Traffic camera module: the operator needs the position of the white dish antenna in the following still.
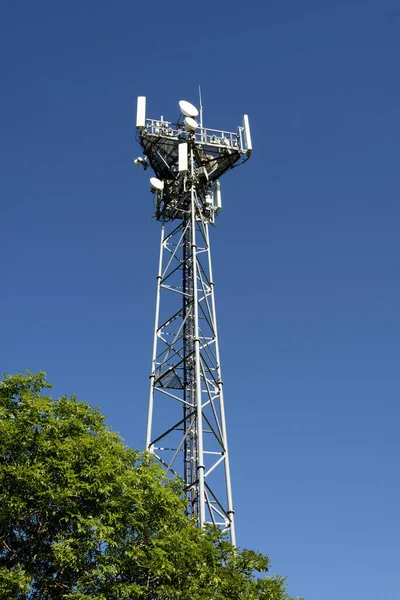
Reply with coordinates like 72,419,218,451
179,100,199,118
150,177,164,193
134,156,146,167
184,116,198,131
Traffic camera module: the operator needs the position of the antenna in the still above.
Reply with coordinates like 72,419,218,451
135,95,252,545
198,85,203,129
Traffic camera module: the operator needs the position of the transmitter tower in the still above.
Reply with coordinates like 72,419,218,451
135,95,252,545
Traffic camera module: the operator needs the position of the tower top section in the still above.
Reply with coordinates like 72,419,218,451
135,96,252,222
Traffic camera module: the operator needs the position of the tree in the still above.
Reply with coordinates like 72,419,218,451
0,372,302,600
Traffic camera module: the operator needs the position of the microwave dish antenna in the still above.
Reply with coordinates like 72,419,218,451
179,99,199,118
184,116,198,131
149,177,164,192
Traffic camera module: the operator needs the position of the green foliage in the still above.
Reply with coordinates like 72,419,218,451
0,372,302,600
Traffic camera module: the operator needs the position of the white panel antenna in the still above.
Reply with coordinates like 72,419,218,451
213,180,222,213
136,96,146,130
243,114,252,157
178,142,188,172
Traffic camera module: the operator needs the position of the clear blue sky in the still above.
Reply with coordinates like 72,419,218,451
1,1,399,598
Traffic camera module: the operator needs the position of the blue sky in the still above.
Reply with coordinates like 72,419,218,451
1,1,399,598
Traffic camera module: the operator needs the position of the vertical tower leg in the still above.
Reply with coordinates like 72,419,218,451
191,183,206,529
146,226,164,452
205,224,235,546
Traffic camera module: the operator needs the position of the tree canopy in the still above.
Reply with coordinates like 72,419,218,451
0,372,302,600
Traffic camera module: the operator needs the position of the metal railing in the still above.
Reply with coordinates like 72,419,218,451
144,118,244,154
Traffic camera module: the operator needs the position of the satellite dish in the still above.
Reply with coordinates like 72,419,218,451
179,100,199,118
184,116,198,131
150,177,164,192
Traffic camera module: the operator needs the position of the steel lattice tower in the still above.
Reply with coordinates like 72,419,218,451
135,96,252,545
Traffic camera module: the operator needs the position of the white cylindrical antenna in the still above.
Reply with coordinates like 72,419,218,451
136,96,146,129
243,114,252,156
178,142,188,172
213,180,222,213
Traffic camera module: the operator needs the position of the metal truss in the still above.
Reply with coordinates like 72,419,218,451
146,185,236,544
138,97,252,545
